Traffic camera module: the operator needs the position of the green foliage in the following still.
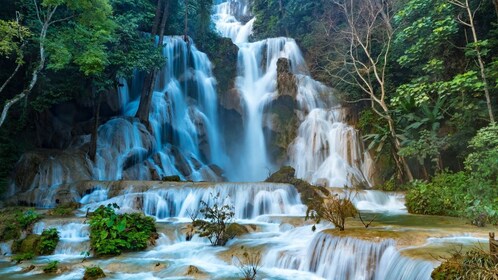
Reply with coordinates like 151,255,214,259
18,209,42,230
192,193,236,246
38,228,60,255
405,172,468,216
84,266,106,280
0,19,30,63
43,260,59,273
88,203,157,256
11,252,34,263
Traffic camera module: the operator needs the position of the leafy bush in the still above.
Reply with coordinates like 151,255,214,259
88,203,157,256
406,125,498,225
38,228,60,255
405,172,468,216
84,266,105,280
43,261,59,273
192,193,236,246
18,209,42,230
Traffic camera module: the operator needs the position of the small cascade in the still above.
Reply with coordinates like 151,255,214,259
33,221,90,257
269,232,434,280
353,190,407,213
80,182,305,220
213,1,374,185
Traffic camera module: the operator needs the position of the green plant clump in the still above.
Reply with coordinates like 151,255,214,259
11,252,34,264
84,266,106,280
89,204,157,256
43,260,59,273
405,172,468,216
38,228,60,255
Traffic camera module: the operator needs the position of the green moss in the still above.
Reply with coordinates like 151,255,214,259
11,234,41,255
162,175,181,182
0,208,42,242
83,266,106,280
48,202,80,217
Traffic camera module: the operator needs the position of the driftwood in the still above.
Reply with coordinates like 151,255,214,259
490,232,498,262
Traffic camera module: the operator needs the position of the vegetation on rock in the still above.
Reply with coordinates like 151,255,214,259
88,203,157,256
42,260,59,273
432,247,498,280
191,193,240,246
38,228,60,255
83,266,106,280
0,208,41,242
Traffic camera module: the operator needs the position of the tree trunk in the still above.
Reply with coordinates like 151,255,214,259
490,232,498,262
135,0,169,124
89,86,103,162
465,0,495,123
0,22,49,127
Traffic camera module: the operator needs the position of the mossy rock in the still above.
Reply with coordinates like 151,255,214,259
162,175,181,182
227,223,250,237
47,202,80,217
83,266,106,280
11,234,41,255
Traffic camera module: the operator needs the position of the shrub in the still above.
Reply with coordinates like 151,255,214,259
88,203,157,256
84,266,105,280
233,248,261,280
42,261,59,273
307,189,358,231
192,193,236,246
432,248,498,280
18,209,42,231
38,228,60,255
405,172,468,216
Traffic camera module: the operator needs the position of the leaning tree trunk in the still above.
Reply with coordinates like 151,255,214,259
0,22,49,128
135,0,170,124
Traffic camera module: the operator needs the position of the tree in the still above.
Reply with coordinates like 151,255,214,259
0,16,30,94
191,192,236,246
0,0,114,128
330,0,414,181
135,0,170,124
448,0,495,123
308,189,358,231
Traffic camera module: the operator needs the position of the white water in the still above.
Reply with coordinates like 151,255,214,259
213,1,373,185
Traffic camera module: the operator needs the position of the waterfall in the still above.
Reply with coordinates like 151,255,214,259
96,36,227,182
213,0,373,186
263,231,434,280
79,182,305,220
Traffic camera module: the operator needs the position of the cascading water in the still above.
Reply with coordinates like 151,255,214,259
213,1,373,186
96,36,228,182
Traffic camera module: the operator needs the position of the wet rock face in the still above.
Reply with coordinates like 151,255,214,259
277,58,298,98
13,150,93,194
262,58,300,165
